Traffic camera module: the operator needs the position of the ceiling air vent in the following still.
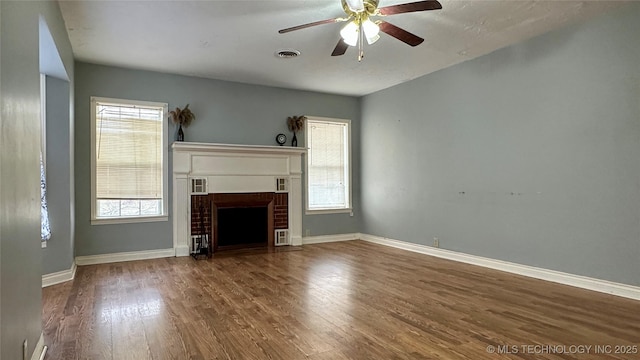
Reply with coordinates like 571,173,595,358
276,49,301,59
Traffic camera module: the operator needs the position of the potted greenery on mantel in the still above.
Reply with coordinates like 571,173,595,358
170,104,195,141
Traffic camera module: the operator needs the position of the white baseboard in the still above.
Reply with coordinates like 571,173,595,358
75,248,175,266
31,333,46,360
42,262,77,288
302,233,359,245
359,233,640,301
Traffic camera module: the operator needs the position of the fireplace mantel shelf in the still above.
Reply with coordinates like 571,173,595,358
172,142,306,155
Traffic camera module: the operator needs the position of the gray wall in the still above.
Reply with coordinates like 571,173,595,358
1,1,73,359
360,3,640,286
74,62,360,256
43,76,74,274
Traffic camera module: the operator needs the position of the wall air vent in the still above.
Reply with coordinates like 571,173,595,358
191,178,207,194
275,177,288,192
275,229,290,246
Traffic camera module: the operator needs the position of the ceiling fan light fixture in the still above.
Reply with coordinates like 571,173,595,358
340,21,359,46
362,18,380,44
366,34,380,45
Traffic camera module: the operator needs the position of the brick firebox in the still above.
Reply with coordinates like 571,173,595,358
191,192,288,252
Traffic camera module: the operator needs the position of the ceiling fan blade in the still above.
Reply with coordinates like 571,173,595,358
279,18,344,34
378,21,424,46
378,0,442,16
331,39,349,56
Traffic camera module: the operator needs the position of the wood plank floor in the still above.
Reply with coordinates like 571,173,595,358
42,241,640,360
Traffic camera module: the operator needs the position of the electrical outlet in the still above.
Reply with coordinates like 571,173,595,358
23,339,28,360
305,229,310,237
433,237,439,248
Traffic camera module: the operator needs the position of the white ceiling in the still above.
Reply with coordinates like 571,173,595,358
58,0,623,96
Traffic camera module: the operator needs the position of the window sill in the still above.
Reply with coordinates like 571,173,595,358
305,208,353,216
91,215,168,225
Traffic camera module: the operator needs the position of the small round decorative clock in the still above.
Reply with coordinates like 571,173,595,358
276,133,287,146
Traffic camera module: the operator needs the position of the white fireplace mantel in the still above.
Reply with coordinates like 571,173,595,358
172,142,306,256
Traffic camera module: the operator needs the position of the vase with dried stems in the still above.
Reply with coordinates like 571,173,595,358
287,115,305,147
169,104,196,141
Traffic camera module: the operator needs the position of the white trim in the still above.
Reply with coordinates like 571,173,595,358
302,233,359,245
91,215,168,225
30,333,46,360
90,96,169,223
75,248,174,266
42,262,77,287
172,141,306,156
305,208,353,215
359,233,640,301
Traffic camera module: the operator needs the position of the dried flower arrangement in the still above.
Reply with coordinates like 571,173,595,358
169,104,196,127
287,115,305,134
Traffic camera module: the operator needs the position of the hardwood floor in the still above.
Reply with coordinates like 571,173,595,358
42,241,640,360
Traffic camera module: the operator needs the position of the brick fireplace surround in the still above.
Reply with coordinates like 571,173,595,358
191,192,288,251
172,142,306,256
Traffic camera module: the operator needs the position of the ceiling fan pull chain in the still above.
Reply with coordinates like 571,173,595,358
358,22,364,62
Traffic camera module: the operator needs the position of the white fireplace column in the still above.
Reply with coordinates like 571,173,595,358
172,142,306,256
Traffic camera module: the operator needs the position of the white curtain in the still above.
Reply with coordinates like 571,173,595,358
41,153,51,242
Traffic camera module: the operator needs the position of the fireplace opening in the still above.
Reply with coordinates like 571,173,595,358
217,206,268,249
211,192,277,252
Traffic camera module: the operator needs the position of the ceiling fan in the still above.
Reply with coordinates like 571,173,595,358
278,0,442,61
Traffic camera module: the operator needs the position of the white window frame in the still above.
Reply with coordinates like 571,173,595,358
90,96,169,225
304,116,352,215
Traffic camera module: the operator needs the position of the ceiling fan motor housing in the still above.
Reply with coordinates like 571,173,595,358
341,0,379,15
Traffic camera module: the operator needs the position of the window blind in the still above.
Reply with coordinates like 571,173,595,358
307,120,349,209
95,103,163,200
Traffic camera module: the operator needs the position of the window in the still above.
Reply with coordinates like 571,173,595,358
91,97,168,224
40,74,51,246
305,117,352,213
